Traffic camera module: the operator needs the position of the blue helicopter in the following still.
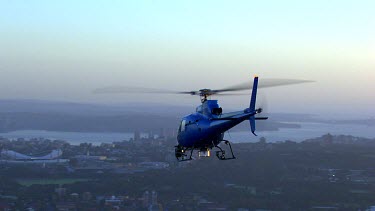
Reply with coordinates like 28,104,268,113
175,76,264,161
94,76,312,161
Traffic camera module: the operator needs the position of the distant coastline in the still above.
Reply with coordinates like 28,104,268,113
1,121,374,145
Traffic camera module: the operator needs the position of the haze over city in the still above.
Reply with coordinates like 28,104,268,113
1,1,374,117
2,1,375,210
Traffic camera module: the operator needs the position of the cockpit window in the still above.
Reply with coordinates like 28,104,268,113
180,120,186,132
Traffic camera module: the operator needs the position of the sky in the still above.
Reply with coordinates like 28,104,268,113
0,0,374,117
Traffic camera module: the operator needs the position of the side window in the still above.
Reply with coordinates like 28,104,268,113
196,105,203,113
181,120,186,132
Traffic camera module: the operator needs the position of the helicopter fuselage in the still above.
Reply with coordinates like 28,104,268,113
175,76,267,161
177,100,255,149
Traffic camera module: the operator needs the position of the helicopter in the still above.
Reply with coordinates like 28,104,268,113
175,76,263,161
94,76,312,161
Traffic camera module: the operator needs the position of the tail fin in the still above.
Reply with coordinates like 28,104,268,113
249,76,259,136
249,76,258,111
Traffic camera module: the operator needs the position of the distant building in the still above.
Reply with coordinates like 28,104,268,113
142,191,150,208
0,149,62,160
142,190,159,209
159,128,165,138
73,155,107,161
134,130,141,141
0,148,67,165
148,131,154,139
151,191,158,205
55,187,67,198
82,192,92,201
105,195,122,206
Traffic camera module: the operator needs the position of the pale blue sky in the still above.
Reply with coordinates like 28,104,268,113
0,0,374,116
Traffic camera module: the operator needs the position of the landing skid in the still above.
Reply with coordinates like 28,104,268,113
215,140,236,160
175,140,236,161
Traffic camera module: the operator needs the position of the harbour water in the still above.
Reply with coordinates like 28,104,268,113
0,122,374,145
226,122,375,143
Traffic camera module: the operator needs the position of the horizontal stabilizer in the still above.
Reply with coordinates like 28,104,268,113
211,117,268,121
255,117,268,120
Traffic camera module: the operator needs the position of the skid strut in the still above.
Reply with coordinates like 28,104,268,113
175,141,236,161
175,145,193,162
215,140,236,160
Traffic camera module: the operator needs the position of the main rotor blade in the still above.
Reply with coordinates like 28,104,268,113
214,78,314,93
93,78,314,95
93,86,179,94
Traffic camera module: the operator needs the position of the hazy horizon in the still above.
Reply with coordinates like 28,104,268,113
1,1,374,117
